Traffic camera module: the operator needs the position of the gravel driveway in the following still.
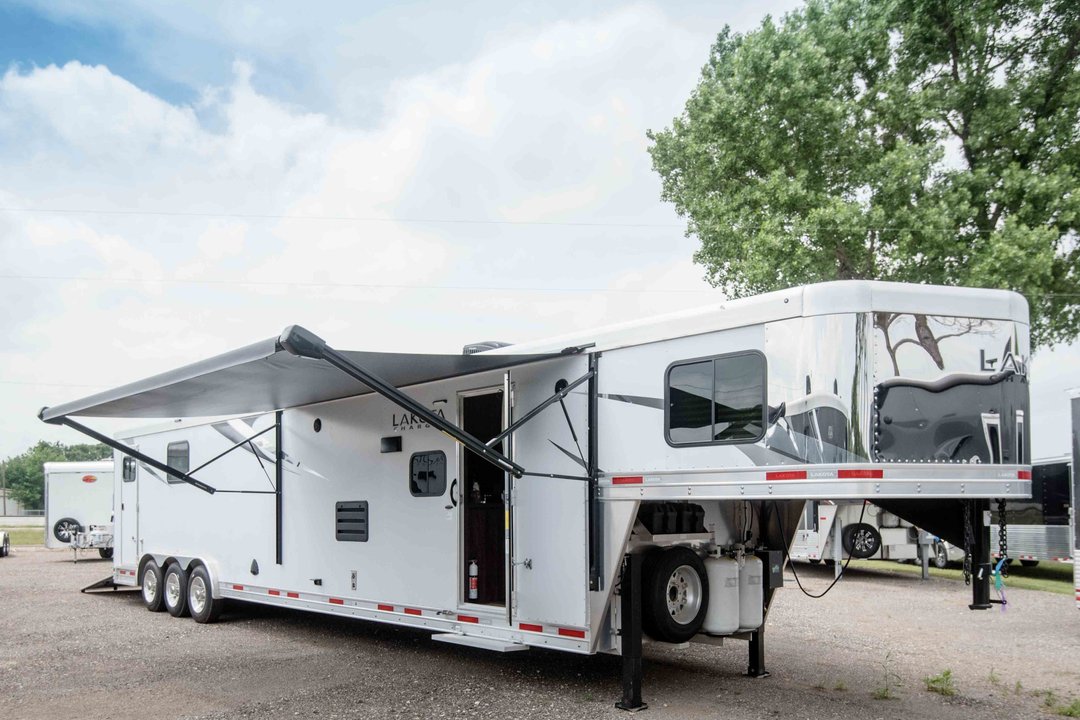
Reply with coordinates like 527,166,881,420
1,547,1077,719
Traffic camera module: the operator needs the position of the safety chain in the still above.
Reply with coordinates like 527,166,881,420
962,501,974,586
997,499,1009,578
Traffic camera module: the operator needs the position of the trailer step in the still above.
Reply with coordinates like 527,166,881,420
431,633,528,653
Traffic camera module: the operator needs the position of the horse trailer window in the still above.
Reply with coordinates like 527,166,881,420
666,352,766,446
409,451,447,497
166,441,190,483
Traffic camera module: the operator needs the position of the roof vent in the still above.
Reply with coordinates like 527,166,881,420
462,341,512,355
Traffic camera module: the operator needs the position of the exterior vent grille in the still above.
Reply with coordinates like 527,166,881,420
335,501,368,542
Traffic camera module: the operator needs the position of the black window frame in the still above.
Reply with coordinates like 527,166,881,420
664,350,768,448
165,441,190,484
409,450,447,498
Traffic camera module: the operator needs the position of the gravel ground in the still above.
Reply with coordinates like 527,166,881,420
1,547,1078,720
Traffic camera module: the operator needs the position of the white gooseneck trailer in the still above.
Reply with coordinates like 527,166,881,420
40,281,1033,709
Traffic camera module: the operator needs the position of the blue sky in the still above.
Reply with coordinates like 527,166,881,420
0,1,1075,460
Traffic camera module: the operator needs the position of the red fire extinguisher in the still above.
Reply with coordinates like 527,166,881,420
468,559,479,601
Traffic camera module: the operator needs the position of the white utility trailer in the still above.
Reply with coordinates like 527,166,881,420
44,461,114,559
40,281,1033,708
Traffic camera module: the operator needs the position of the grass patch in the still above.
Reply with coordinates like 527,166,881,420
1053,698,1080,717
925,669,957,697
872,652,901,700
845,559,1073,596
833,681,847,692
1,527,44,545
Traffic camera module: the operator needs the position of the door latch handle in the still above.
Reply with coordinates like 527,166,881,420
514,558,533,570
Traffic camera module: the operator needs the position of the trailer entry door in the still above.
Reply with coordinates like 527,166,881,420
119,451,139,567
509,358,590,629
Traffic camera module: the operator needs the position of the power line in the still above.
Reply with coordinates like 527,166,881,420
0,273,720,294
0,206,683,229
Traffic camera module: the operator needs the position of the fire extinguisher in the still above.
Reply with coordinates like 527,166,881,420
468,559,479,601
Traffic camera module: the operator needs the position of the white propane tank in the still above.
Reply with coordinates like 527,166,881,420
702,556,740,635
738,555,764,631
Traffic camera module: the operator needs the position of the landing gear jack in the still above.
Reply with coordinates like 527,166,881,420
616,553,647,712
747,627,770,678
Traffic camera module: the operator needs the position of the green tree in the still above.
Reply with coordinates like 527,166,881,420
3,441,111,510
648,0,1080,347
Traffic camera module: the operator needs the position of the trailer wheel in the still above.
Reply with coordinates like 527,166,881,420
641,546,709,644
932,543,949,569
53,517,82,543
187,565,223,624
141,560,166,612
1,535,8,557
163,563,190,617
842,523,881,559
1019,559,1039,568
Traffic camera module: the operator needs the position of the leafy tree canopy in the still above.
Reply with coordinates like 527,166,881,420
2,441,110,510
649,0,1080,347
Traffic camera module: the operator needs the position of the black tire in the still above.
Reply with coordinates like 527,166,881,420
163,563,190,617
98,547,114,560
932,543,949,569
187,565,224,624
842,523,881,559
641,546,709,644
141,560,166,612
53,517,83,543
1019,559,1039,568
1,536,8,557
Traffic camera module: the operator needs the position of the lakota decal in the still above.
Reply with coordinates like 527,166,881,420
392,407,446,432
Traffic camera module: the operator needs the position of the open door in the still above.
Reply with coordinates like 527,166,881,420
509,359,590,630
459,388,508,608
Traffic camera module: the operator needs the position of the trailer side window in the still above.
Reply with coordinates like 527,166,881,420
410,451,447,497
666,352,766,446
122,456,136,482
165,441,190,483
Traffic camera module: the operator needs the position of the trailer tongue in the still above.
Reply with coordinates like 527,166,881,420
39,280,1033,710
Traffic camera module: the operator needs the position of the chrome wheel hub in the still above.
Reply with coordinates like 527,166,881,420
665,565,702,625
165,572,181,607
189,576,207,615
142,569,158,603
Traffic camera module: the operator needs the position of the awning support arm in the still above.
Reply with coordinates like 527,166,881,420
41,415,217,494
278,325,526,478
188,423,276,477
484,369,595,449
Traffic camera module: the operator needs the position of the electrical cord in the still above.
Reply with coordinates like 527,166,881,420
771,499,868,599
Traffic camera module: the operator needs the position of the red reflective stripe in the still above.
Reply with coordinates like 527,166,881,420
457,614,479,623
268,589,281,596
612,476,643,485
766,470,806,481
287,592,300,599
232,584,244,591
519,623,543,633
329,598,344,605
838,468,883,479
404,607,421,616
558,628,585,639
1018,470,1032,480
377,604,394,612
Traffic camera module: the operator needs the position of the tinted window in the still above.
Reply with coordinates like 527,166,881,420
166,441,189,484
668,361,713,444
122,456,136,482
410,451,447,497
667,352,766,446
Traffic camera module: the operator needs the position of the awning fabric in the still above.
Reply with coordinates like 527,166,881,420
40,336,556,421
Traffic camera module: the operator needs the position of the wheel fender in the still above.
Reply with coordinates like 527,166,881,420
189,557,224,597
